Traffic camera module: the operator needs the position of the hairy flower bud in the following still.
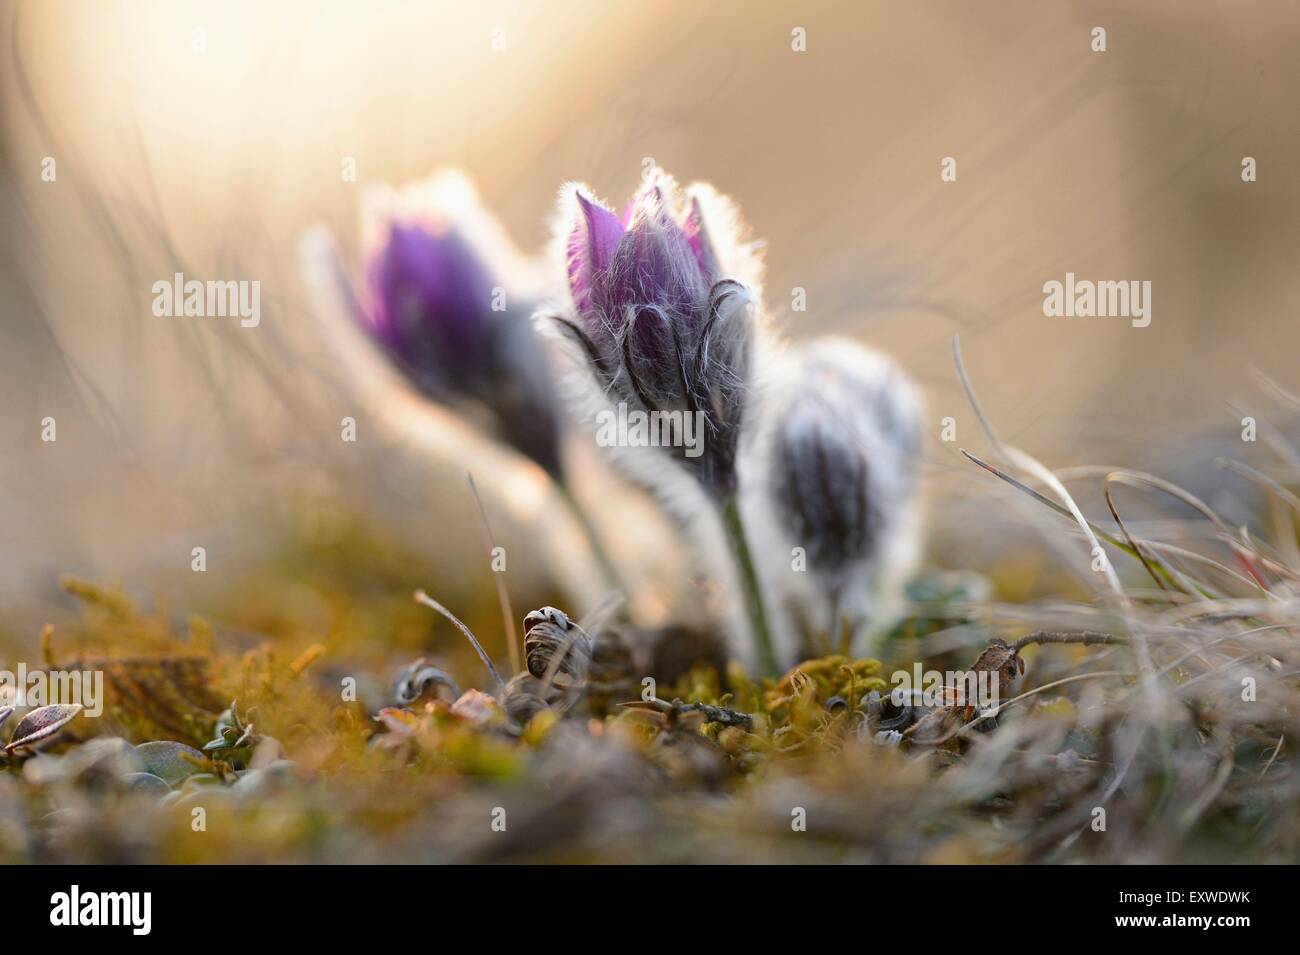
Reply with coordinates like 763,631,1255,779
766,337,924,652
555,170,761,494
310,171,564,479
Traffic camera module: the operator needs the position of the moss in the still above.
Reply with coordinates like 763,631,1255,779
3,560,1294,864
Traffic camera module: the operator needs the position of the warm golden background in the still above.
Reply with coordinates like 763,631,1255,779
2,0,1298,651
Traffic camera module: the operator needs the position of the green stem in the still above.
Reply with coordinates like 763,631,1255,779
557,482,628,600
830,592,848,657
718,492,779,677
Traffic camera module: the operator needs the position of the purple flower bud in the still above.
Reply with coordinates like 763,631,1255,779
364,219,497,392
341,174,564,479
558,170,759,493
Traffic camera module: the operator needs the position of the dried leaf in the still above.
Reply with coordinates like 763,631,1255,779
5,703,83,751
524,606,592,684
374,707,421,735
450,689,502,725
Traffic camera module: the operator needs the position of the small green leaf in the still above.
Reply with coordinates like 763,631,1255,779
134,741,209,786
123,772,172,796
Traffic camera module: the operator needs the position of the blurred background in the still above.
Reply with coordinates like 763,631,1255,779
2,0,1298,661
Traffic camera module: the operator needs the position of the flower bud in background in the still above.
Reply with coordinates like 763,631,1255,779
301,171,632,598
556,169,764,495
760,337,925,660
318,171,564,480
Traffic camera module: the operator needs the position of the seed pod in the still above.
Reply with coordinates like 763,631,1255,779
523,606,592,685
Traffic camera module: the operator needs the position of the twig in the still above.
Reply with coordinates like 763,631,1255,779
1012,631,1129,654
621,697,755,731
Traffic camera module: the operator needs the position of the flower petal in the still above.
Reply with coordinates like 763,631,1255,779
681,196,719,281
366,220,496,390
605,187,708,314
567,191,624,316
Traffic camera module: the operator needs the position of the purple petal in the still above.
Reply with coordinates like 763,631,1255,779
681,196,718,282
567,192,624,316
365,220,496,389
620,179,665,225
621,179,666,225
603,189,709,315
338,192,566,479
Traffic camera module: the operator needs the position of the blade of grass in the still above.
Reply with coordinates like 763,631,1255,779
465,472,519,675
960,448,1208,596
414,590,504,689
